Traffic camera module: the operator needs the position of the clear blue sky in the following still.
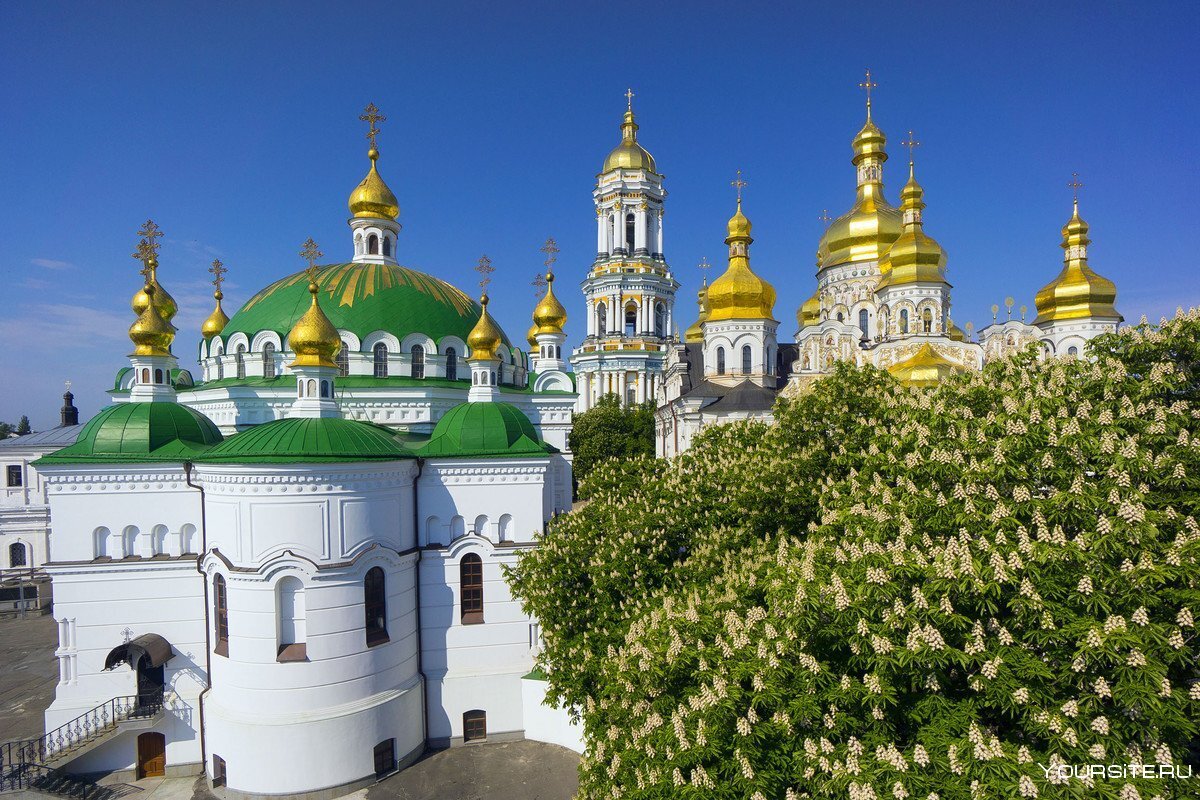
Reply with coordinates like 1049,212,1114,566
2,2,1197,429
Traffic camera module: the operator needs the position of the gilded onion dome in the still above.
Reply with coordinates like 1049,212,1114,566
798,288,822,328
129,282,175,357
526,321,539,348
132,256,179,330
467,294,504,361
287,275,342,368
706,200,776,322
948,319,967,342
887,343,963,387
533,271,568,334
684,280,709,343
601,101,657,174
1033,200,1121,325
348,147,400,221
875,165,949,290
201,291,229,338
816,115,903,270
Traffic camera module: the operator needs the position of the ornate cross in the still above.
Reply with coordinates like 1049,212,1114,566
540,236,560,272
360,103,386,150
139,260,155,283
132,238,153,263
209,259,227,291
731,169,747,203
476,254,494,293
532,272,547,298
819,209,833,226
859,68,877,115
1068,172,1084,202
137,220,164,257
697,256,711,284
300,238,323,284
901,130,921,163
625,88,635,110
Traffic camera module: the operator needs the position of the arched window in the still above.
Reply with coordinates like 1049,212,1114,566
368,234,379,255
364,567,388,646
154,368,164,384
216,358,224,380
94,527,112,559
214,575,229,656
858,309,869,338
262,342,276,379
655,303,666,337
123,525,139,558
625,303,637,337
716,347,726,375
625,214,635,251
276,576,306,661
382,236,391,258
181,524,197,554
373,343,389,378
742,345,752,375
141,368,150,383
446,348,458,380
235,345,246,379
596,302,607,335
410,345,425,379
319,380,331,398
9,542,27,568
922,308,933,333
498,514,514,543
899,309,909,334
1067,345,1079,357
336,342,349,377
836,312,844,323
460,554,483,624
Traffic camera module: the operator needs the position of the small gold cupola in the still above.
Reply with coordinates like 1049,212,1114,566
875,141,949,291
601,89,657,174
798,288,822,328
533,271,568,335
287,240,342,369
1033,181,1122,325
202,259,230,338
684,277,710,343
128,278,175,357
348,103,400,221
706,174,776,322
130,220,178,331
467,255,504,362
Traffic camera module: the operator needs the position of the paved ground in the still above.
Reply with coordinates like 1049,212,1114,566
0,613,59,744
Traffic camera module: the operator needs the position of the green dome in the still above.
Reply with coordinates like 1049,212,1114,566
37,402,223,464
220,262,512,349
199,417,414,464
419,402,555,459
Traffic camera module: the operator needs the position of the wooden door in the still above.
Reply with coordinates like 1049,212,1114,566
137,732,166,779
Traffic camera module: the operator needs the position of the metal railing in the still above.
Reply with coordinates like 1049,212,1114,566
0,690,163,783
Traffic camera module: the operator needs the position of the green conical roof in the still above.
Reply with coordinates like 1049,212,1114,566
199,417,415,464
418,402,555,459
37,403,223,464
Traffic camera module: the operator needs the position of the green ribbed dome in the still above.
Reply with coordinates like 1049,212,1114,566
37,403,223,464
419,402,554,459
199,417,415,464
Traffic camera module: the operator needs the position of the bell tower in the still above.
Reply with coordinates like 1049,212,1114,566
570,90,679,410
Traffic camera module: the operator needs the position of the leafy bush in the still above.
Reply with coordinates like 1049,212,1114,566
567,394,656,490
511,313,1200,799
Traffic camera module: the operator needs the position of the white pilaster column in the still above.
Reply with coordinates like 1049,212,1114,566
634,209,647,252
656,212,664,254
597,213,606,254
586,299,595,336
616,372,626,405
612,210,621,252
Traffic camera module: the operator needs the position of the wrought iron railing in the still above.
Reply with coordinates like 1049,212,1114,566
0,689,162,787
0,761,119,799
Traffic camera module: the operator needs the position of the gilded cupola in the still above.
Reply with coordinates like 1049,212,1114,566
533,271,568,335
1033,198,1122,325
288,241,342,369
601,91,657,174
130,221,178,332
348,104,400,221
468,295,504,361
706,193,777,322
129,280,175,357
684,278,710,343
816,75,903,270
201,258,230,338
798,288,822,328
887,343,964,387
875,161,949,290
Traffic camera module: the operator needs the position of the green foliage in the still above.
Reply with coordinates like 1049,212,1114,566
568,395,656,490
511,313,1200,799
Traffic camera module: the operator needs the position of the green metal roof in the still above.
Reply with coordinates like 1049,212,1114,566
37,402,224,464
418,402,556,459
198,416,415,463
218,262,512,348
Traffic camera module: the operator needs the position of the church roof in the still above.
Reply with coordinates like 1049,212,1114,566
198,417,414,464
705,381,778,413
36,403,223,465
418,402,556,459
0,425,82,450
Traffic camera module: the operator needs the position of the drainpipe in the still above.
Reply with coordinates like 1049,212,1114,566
183,462,212,775
410,458,429,747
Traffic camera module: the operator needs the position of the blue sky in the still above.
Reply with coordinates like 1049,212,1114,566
2,2,1196,429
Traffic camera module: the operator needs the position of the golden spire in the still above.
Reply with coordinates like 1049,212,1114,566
875,141,949,291
287,239,342,368
130,220,178,328
468,255,504,361
1033,179,1121,325
348,103,400,220
533,238,568,335
128,260,175,356
602,88,656,173
201,259,230,338
707,179,776,322
726,170,752,240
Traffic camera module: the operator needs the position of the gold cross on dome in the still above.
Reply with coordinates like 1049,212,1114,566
299,238,323,283
360,103,386,149
532,272,547,298
625,88,635,110
139,260,154,283
476,254,495,293
698,256,712,284
540,236,560,272
131,238,153,263
137,220,164,257
731,169,747,203
819,209,833,225
209,259,228,291
859,68,878,115
1068,172,1084,202
901,130,921,164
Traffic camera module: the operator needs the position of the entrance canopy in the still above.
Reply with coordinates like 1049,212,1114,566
104,633,174,671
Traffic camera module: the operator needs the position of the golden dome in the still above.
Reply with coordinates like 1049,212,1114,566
601,107,657,174
1033,200,1122,325
706,200,776,322
526,321,539,348
816,117,902,270
948,319,966,342
201,290,229,338
684,282,709,343
348,148,400,220
533,271,568,334
887,343,963,387
129,282,175,357
798,289,822,328
875,166,949,291
467,294,504,361
132,257,179,329
287,276,342,368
